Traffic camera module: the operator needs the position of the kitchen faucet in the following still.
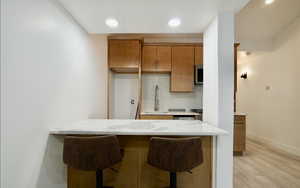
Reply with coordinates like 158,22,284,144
154,85,159,111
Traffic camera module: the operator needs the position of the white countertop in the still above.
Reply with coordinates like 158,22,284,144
140,111,246,116
50,119,227,136
235,112,247,116
140,112,201,116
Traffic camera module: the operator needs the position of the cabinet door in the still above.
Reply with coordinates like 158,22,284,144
156,46,171,72
194,46,203,65
142,46,171,72
142,46,157,72
171,46,194,92
234,123,246,152
109,40,141,71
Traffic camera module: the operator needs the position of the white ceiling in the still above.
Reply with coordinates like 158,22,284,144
236,0,300,42
59,0,250,33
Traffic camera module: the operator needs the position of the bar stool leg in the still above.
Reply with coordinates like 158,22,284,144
170,172,177,188
96,169,103,188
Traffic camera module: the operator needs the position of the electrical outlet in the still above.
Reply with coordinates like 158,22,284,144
130,99,135,104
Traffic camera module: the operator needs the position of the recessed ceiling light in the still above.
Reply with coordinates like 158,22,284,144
168,18,181,28
105,18,119,28
265,0,274,5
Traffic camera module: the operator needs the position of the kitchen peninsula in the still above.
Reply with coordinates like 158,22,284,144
50,119,227,188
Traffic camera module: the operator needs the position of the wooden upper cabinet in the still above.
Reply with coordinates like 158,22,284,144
108,39,141,72
157,46,172,71
142,45,171,72
142,46,157,72
194,46,203,65
171,46,194,92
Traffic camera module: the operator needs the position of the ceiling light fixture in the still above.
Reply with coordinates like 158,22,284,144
105,18,119,28
168,18,181,28
265,0,274,5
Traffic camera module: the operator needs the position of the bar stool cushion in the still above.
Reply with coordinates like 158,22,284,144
148,137,203,172
63,135,122,171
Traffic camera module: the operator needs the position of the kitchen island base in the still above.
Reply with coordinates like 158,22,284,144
68,136,212,188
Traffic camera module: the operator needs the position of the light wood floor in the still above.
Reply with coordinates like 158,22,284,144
234,139,300,188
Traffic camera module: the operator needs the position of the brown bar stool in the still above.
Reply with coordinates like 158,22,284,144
147,137,203,188
63,135,122,188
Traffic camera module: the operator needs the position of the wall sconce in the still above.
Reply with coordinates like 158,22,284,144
240,51,251,57
241,72,248,79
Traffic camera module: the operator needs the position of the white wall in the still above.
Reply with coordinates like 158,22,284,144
0,0,107,187
203,13,234,188
237,17,300,157
142,74,203,112
89,34,108,118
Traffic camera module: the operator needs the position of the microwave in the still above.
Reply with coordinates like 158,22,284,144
195,64,203,85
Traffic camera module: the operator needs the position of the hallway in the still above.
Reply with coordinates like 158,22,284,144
234,140,300,188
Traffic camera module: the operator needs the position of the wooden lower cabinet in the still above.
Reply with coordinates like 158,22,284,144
234,115,246,155
68,136,212,188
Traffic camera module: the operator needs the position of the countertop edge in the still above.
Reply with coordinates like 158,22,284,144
50,131,227,136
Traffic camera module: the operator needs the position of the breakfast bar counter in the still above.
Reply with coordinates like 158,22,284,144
50,119,226,136
50,119,227,188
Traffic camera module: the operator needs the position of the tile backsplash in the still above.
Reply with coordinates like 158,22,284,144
142,74,203,112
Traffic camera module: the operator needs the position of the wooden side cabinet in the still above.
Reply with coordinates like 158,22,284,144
142,45,171,72
108,39,141,73
171,46,195,92
234,115,246,155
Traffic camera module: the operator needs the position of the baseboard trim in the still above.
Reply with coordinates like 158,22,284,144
247,132,300,161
